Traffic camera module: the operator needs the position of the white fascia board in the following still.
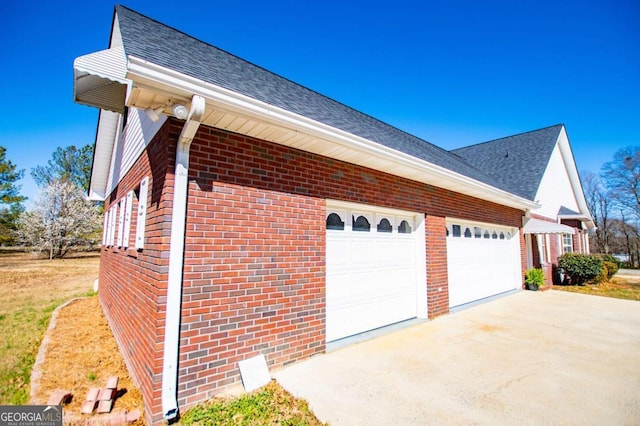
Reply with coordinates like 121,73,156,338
126,56,538,211
556,127,595,229
89,110,121,201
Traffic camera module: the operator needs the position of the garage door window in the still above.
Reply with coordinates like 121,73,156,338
377,218,393,233
326,213,345,230
447,223,515,242
353,215,371,232
398,220,412,234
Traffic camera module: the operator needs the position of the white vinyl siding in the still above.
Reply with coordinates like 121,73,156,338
105,108,166,196
534,143,580,219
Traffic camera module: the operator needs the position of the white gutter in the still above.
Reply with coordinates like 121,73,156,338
125,57,539,212
162,94,206,421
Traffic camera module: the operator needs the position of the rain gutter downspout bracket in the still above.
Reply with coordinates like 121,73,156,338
162,95,205,421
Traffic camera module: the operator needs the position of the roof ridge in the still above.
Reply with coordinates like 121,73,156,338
114,5,521,197
451,124,564,152
115,6,444,151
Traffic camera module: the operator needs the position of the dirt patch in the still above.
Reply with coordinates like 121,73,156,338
31,296,145,424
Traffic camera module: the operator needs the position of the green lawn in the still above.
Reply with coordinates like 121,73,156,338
180,380,325,426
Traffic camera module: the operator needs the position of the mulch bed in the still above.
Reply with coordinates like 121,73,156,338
30,296,145,424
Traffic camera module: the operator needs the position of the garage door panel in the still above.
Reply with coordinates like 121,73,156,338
326,237,349,268
447,221,521,308
326,204,423,342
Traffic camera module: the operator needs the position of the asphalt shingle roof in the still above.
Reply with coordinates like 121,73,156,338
114,6,516,195
558,206,580,216
451,125,563,200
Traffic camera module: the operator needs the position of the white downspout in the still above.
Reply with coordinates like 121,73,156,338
162,95,205,421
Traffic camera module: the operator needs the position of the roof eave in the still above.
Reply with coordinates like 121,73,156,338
87,110,122,201
124,56,538,211
555,128,596,229
73,46,131,114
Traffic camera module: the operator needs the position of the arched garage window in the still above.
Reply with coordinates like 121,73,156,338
326,213,345,230
399,220,412,234
464,227,472,238
377,218,393,233
353,215,371,232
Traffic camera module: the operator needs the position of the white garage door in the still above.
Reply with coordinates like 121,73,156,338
326,203,425,342
447,220,521,308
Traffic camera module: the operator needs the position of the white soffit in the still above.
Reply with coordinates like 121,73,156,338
89,110,121,201
124,57,537,211
74,45,130,113
523,217,575,234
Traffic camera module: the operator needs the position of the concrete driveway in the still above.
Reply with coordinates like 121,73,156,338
274,291,640,425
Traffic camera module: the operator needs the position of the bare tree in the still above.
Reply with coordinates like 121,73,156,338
582,170,612,253
601,147,640,221
16,180,101,259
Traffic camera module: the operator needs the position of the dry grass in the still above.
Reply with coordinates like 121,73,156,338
553,274,640,301
0,250,100,404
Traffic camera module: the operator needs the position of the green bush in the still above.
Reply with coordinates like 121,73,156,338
602,261,618,280
593,254,620,279
558,253,603,285
594,263,608,284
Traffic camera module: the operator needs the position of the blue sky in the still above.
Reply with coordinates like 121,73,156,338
1,0,638,203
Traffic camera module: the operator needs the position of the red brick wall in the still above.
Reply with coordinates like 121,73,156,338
425,215,449,314
101,118,525,423
99,122,176,423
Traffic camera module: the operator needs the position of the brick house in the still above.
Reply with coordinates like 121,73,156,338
453,125,595,284
73,6,594,424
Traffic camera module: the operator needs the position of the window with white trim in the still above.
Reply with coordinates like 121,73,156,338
563,233,573,253
102,213,109,246
109,204,117,246
135,177,149,250
117,197,126,248
122,191,134,248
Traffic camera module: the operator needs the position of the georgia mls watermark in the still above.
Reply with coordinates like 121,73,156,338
0,405,62,426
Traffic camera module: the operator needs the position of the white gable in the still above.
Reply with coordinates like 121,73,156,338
534,135,579,220
105,108,167,196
